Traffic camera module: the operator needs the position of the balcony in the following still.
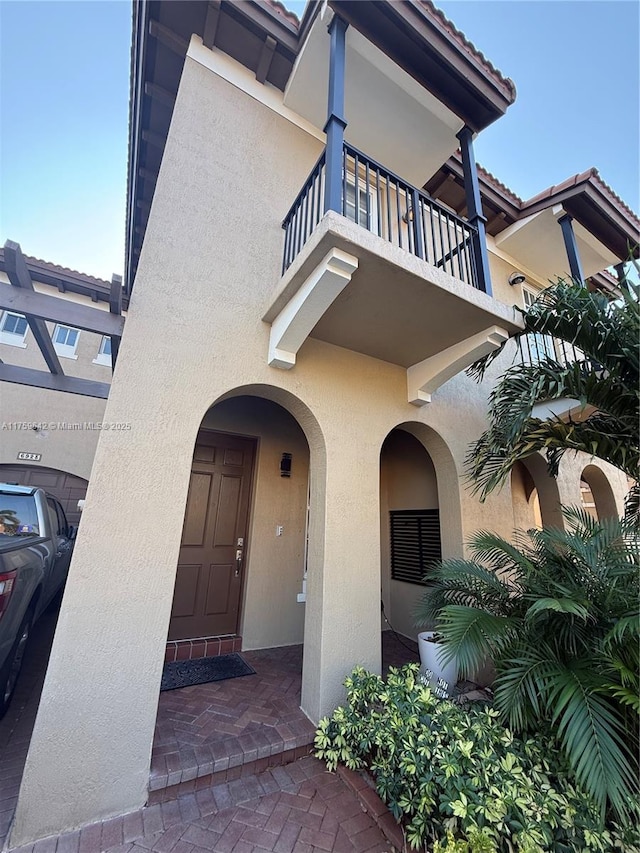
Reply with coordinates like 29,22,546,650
282,143,479,287
263,143,522,405
518,333,597,422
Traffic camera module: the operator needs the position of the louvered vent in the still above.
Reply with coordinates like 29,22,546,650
390,509,442,585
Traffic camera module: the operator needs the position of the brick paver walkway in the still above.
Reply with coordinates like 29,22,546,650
9,756,392,853
1,620,416,852
151,646,316,794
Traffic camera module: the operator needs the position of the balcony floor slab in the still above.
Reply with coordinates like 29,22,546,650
265,212,522,368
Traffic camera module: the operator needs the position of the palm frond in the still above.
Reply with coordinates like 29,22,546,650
434,605,518,678
546,661,638,820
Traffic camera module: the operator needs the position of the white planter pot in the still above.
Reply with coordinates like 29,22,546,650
417,631,457,695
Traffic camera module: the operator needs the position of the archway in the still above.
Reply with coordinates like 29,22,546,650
581,465,618,520
379,423,462,649
166,393,313,658
510,461,543,532
513,454,563,529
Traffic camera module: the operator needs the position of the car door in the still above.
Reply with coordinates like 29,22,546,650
45,497,73,600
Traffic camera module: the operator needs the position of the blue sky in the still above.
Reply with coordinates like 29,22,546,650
0,0,638,280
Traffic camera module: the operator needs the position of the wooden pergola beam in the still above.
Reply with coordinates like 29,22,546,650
0,364,110,399
109,274,123,366
256,35,277,84
203,1,221,49
0,282,125,337
144,81,175,109
148,19,189,56
4,240,64,376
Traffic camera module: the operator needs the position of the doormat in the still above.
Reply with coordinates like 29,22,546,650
161,653,256,692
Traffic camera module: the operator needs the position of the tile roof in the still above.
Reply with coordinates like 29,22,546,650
475,161,524,206
419,0,516,100
276,1,516,101
266,0,302,27
5,252,112,287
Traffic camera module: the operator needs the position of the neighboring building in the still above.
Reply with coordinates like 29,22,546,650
10,0,639,845
0,252,125,524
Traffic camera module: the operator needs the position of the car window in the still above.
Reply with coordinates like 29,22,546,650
0,494,40,538
55,501,69,537
47,498,63,537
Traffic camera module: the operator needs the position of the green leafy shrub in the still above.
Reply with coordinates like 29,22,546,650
415,508,639,821
315,665,637,852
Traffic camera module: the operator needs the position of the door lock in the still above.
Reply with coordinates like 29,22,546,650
235,548,243,577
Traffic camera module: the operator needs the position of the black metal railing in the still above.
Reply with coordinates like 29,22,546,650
282,151,326,274
518,334,588,367
282,143,479,288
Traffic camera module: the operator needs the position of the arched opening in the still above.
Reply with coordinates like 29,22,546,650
151,386,328,789
581,465,618,520
510,461,543,532
511,454,563,530
379,423,462,666
166,393,313,658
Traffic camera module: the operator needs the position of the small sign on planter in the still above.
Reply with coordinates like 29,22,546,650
17,452,41,461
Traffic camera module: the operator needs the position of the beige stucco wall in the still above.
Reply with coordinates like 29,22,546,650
12,44,631,846
0,276,112,481
201,396,309,650
0,383,105,481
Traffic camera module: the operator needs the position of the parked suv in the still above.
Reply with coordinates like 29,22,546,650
0,484,75,717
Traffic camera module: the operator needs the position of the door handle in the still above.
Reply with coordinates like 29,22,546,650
235,549,243,577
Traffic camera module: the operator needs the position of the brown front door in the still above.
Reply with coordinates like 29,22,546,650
168,431,255,641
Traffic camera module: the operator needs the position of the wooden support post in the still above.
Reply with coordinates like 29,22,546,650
558,214,585,285
457,128,492,295
4,240,64,375
324,15,348,215
109,274,123,367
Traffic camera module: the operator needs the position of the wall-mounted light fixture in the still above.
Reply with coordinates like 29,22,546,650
280,452,292,478
508,271,526,286
402,205,414,224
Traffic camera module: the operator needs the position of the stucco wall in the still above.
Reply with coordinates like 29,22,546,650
201,396,309,650
12,43,631,845
0,275,112,480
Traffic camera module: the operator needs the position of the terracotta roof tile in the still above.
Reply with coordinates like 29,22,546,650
523,168,640,229
277,1,516,102
267,0,302,27
419,0,516,101
591,169,640,229
20,254,111,287
525,168,597,207
476,162,523,206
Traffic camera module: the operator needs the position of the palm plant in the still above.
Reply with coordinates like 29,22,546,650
465,278,639,515
415,507,639,822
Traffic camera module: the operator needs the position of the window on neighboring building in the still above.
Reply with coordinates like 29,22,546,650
52,324,80,358
0,311,29,346
93,335,112,366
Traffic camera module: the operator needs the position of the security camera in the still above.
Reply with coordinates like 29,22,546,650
508,271,526,286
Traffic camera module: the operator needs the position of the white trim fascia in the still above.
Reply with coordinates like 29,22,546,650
407,325,510,406
531,398,594,422
187,36,325,143
268,247,359,369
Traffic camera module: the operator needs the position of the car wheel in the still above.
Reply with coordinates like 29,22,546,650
0,608,33,719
